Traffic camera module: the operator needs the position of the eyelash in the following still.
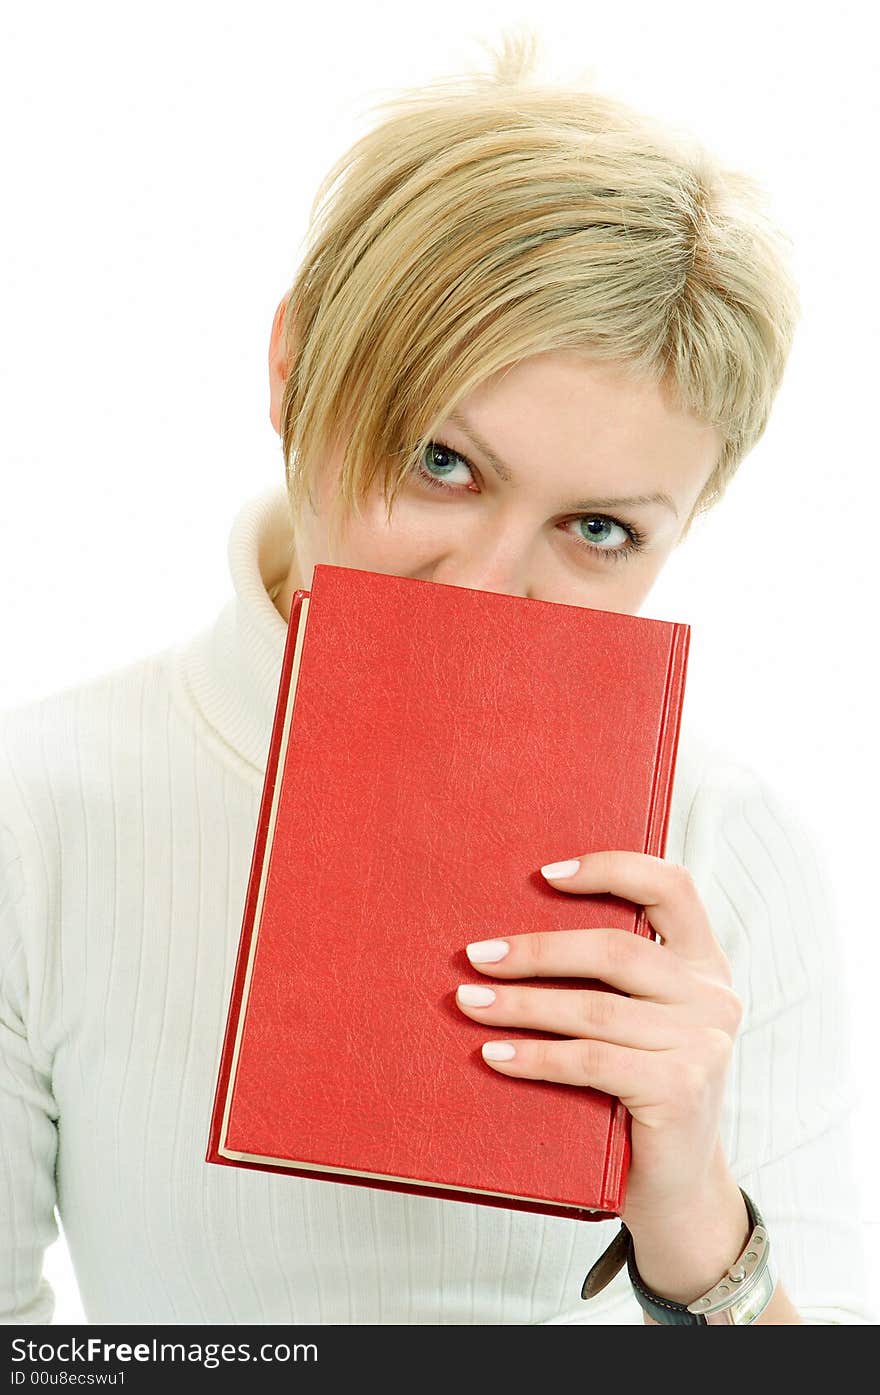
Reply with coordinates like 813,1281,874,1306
414,442,648,563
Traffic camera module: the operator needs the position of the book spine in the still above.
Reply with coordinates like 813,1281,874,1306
598,622,691,1212
644,622,691,864
205,589,311,1164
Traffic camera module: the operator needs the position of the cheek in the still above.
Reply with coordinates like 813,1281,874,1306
317,492,431,572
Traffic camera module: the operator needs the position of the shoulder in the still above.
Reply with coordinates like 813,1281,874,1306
0,648,184,1056
0,646,177,864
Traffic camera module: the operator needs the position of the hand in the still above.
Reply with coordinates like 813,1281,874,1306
455,850,744,1237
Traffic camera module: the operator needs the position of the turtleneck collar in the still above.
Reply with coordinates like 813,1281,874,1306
172,485,295,776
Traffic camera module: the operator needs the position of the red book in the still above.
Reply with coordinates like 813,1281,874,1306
206,564,690,1223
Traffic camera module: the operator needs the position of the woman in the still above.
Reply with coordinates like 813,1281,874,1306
0,33,871,1325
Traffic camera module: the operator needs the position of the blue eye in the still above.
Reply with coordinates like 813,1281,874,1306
421,442,474,487
415,441,647,564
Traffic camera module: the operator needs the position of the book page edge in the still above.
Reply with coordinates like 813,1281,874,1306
213,1147,602,1212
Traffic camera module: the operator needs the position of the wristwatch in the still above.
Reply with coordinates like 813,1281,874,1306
581,1188,777,1325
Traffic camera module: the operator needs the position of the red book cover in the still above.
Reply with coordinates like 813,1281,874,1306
206,563,690,1223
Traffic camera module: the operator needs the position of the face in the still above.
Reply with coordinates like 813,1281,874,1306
267,299,719,624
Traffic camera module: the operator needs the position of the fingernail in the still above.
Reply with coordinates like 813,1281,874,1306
482,1042,516,1061
457,984,496,1007
541,859,580,879
466,939,509,963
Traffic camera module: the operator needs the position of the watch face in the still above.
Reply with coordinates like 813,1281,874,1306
696,1261,778,1325
729,1286,775,1324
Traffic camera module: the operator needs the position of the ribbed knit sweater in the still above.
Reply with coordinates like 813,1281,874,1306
0,486,872,1324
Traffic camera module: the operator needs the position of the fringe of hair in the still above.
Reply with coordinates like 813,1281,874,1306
276,24,801,550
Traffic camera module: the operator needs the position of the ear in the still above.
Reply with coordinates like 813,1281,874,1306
269,295,291,368
269,295,292,433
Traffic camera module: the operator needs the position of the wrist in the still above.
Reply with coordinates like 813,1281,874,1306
624,1169,749,1305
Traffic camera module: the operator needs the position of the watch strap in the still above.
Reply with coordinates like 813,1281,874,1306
580,1223,630,1300
581,1189,773,1325
625,1232,710,1325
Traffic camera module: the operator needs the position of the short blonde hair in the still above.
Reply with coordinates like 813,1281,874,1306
277,29,801,547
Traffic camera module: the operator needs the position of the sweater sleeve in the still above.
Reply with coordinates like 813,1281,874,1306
0,811,59,1324
685,751,874,1324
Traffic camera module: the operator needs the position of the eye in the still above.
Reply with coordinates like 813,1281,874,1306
414,441,648,564
419,442,476,489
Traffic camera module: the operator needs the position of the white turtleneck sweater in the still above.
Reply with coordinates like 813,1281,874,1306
0,486,872,1326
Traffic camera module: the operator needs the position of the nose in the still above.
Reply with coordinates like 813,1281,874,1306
415,512,540,598
427,553,531,600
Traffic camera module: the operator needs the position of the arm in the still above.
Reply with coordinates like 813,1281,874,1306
0,813,60,1324
630,759,870,1324
458,751,873,1325
629,1147,801,1323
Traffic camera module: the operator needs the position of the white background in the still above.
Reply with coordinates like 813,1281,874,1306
2,0,877,1323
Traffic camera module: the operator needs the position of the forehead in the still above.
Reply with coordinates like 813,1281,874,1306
466,351,700,431
454,351,719,501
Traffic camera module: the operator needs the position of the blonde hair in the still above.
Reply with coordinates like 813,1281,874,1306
277,29,801,548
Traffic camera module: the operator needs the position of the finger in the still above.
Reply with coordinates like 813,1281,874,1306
456,981,692,1050
478,1033,667,1106
539,851,725,970
466,926,695,1002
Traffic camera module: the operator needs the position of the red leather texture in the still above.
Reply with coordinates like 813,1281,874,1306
206,564,690,1221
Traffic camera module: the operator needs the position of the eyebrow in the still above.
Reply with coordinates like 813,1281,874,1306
446,410,680,519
